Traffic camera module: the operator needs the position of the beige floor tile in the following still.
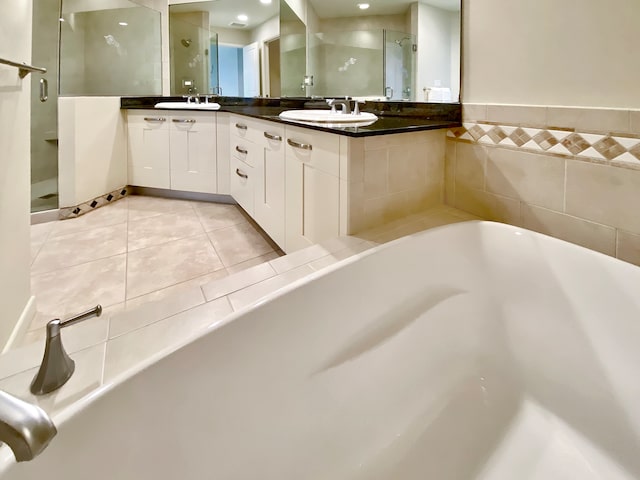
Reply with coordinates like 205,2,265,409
194,202,248,232
127,195,195,221
103,298,233,383
126,234,224,299
227,264,315,311
202,262,277,301
112,287,206,339
128,210,204,252
31,221,55,244
226,251,282,275
125,269,228,312
32,255,127,322
207,222,274,267
32,223,127,274
51,200,128,237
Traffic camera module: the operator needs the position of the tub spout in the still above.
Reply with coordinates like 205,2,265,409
0,390,56,462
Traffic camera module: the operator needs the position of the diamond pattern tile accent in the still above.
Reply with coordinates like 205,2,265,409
629,143,640,161
509,127,532,147
561,133,590,155
533,131,559,151
467,124,486,141
592,137,626,160
487,126,507,144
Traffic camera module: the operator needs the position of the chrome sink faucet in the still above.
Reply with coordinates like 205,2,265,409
0,390,57,462
326,98,351,114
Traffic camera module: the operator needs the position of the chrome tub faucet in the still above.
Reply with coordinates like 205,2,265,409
0,390,56,462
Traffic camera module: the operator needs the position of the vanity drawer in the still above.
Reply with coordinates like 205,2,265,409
230,156,254,216
285,125,340,177
230,114,252,141
230,137,258,167
127,110,169,130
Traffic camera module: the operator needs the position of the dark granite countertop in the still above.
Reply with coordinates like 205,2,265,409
121,96,461,137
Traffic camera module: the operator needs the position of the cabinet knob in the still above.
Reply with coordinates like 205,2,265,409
235,146,248,155
235,168,248,179
287,139,312,151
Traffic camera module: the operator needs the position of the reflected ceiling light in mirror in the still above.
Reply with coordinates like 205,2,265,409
237,14,249,21
260,0,272,3
357,3,370,9
118,22,128,26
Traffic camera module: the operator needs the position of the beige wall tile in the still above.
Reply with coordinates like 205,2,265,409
617,230,640,266
630,111,640,135
347,137,365,184
566,160,640,234
522,204,616,256
454,184,522,225
462,103,488,122
547,106,630,133
363,148,388,199
364,130,441,150
486,105,547,127
455,142,486,190
445,139,456,206
388,143,428,193
485,147,565,211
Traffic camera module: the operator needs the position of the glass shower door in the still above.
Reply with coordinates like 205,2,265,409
383,30,416,101
30,0,60,212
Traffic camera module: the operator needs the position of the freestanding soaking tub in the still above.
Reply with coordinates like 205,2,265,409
1,221,639,479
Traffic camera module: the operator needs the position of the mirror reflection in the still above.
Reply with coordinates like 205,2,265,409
169,0,460,102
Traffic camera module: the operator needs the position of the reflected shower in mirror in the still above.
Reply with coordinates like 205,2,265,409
168,0,460,102
169,0,279,97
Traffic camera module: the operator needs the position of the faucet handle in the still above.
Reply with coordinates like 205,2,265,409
326,98,337,114
182,94,192,104
353,99,366,115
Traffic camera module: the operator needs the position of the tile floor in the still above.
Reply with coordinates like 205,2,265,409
27,195,282,342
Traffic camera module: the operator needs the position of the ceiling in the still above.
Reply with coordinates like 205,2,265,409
170,0,279,30
308,0,460,19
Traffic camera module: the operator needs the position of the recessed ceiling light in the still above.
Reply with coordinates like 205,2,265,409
118,21,128,26
260,0,272,4
357,3,370,9
237,14,248,21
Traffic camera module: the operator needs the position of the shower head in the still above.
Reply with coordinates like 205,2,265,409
181,38,192,47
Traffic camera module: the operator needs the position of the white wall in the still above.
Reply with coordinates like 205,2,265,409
463,0,640,108
0,0,35,349
58,97,128,207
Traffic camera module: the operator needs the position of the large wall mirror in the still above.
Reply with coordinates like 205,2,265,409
168,0,460,102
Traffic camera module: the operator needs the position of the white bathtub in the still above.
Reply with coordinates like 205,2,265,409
2,221,640,479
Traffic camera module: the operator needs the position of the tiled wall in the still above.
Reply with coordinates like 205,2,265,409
446,104,640,266
348,130,445,233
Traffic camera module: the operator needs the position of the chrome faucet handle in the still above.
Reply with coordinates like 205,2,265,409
182,94,192,104
353,99,366,115
326,98,351,114
326,98,337,114
30,305,102,396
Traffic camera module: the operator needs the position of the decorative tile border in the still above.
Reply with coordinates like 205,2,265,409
59,187,129,220
447,122,640,168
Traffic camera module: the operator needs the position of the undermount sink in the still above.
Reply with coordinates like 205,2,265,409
154,102,221,110
279,109,378,123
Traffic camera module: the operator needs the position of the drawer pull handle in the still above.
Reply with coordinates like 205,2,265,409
264,132,282,141
287,139,312,151
235,168,248,179
172,119,196,123
235,146,248,155
144,117,166,122
235,123,248,130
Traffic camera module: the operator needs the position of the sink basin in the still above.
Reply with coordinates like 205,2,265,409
279,109,377,123
154,102,220,110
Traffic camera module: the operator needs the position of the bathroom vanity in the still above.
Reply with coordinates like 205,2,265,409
122,98,460,253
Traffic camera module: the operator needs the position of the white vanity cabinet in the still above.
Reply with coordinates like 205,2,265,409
229,115,286,248
285,125,341,252
127,110,217,194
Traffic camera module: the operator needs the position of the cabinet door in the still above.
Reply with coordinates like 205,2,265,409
254,124,285,249
127,113,170,189
285,127,341,253
169,114,217,194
